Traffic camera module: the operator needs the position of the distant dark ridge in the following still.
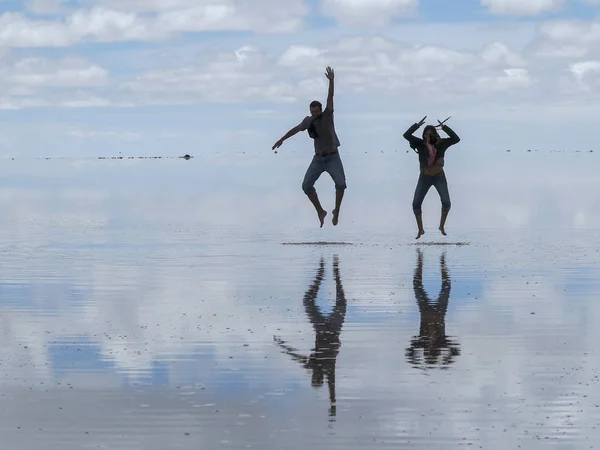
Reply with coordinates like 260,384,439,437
7,154,192,161
5,149,597,160
405,150,595,153
282,242,354,246
410,242,470,246
98,154,192,160
514,150,594,153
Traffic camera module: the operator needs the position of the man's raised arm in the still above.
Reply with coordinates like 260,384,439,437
325,66,334,112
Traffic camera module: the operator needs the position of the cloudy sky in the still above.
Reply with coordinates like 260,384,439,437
1,0,600,157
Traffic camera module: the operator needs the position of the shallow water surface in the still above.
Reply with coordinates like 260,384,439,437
1,158,599,449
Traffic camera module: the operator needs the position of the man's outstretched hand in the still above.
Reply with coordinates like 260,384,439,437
416,116,427,127
272,139,283,151
325,66,334,80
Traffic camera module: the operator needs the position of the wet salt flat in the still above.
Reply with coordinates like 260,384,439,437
1,153,600,449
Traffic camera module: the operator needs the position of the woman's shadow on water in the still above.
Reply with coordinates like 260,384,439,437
273,254,346,420
405,248,461,369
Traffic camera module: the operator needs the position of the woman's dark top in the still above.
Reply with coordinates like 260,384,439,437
403,123,460,171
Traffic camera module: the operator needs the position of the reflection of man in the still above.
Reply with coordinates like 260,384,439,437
274,255,346,419
406,249,460,368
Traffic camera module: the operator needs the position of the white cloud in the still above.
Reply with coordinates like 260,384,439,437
481,0,563,16
120,37,520,106
569,60,600,90
0,12,75,46
272,37,539,102
0,15,595,114
60,95,114,107
474,68,532,92
0,33,570,110
535,20,600,58
480,42,526,67
26,0,68,14
0,97,48,109
81,0,207,13
570,60,600,80
320,0,418,26
535,43,587,59
0,55,111,108
278,45,327,67
0,94,120,109
67,7,157,41
68,130,142,140
6,57,108,86
124,45,299,104
279,37,473,78
539,20,600,45
81,0,290,15
531,20,600,60
0,1,309,48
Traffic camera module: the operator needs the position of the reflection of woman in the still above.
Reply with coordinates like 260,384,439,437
274,255,346,418
403,116,460,239
406,249,460,368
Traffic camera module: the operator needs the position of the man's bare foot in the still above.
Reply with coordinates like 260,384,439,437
415,229,425,239
318,210,327,227
439,226,447,236
332,209,339,226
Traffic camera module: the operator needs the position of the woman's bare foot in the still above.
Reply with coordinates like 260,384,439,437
318,210,327,227
332,209,339,226
439,226,447,236
415,229,425,239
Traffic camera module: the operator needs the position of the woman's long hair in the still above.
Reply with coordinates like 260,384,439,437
410,125,439,154
422,125,439,140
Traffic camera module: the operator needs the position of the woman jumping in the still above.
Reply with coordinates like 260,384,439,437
403,116,460,239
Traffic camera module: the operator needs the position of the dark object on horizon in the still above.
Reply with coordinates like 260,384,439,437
95,155,193,160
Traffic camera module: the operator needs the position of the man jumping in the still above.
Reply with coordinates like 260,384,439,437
272,66,346,227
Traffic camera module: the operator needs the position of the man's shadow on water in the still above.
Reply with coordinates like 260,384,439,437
405,248,461,369
274,255,346,420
